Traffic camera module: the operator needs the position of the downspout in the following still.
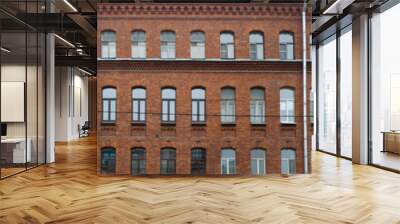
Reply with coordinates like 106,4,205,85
302,1,309,173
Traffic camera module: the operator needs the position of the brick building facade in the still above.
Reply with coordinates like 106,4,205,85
97,2,312,175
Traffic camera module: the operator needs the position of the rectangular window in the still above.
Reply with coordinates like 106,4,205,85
132,42,146,58
250,44,264,60
161,43,175,59
221,43,234,59
162,100,176,122
132,99,146,122
192,100,205,123
102,99,116,122
250,100,265,124
221,100,235,123
191,42,205,59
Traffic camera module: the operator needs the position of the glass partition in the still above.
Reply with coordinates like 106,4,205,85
317,35,337,155
0,2,47,179
370,4,400,171
339,27,352,158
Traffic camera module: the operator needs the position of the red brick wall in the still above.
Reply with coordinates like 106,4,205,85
97,3,312,60
97,3,313,175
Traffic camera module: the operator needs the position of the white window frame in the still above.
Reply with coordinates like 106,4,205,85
101,31,116,59
279,32,294,60
249,32,264,60
220,88,235,124
220,32,235,59
131,31,146,59
132,88,146,123
250,88,265,124
280,88,295,124
221,149,236,175
161,31,176,59
192,88,206,123
281,149,296,175
251,149,266,175
161,88,176,123
191,31,205,59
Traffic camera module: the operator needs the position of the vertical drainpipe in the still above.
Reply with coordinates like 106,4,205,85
302,1,309,173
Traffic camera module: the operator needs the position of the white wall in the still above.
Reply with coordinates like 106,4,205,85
55,67,89,141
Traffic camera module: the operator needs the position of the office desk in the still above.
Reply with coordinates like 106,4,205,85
382,131,400,154
1,138,31,164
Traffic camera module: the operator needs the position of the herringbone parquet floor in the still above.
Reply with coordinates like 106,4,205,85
1,136,400,224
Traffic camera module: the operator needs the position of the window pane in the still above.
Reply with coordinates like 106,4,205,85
227,44,234,58
192,102,198,121
101,149,116,174
251,159,258,175
221,149,235,158
221,33,234,43
162,88,176,99
259,160,265,175
140,101,146,121
110,42,116,58
289,160,296,174
256,44,264,59
133,100,139,121
221,88,235,100
162,101,168,121
103,88,116,98
192,88,205,99
228,160,236,174
199,101,205,121
132,88,146,98
169,101,175,121
102,46,109,59
221,160,228,174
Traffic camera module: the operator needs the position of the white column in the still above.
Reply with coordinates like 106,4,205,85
352,14,369,164
46,32,55,163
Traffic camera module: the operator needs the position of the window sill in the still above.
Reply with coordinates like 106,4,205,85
251,123,266,127
131,122,146,126
221,123,236,127
161,122,176,127
101,122,116,126
192,122,206,127
281,123,296,127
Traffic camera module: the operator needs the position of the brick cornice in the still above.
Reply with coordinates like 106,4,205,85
97,3,309,18
98,60,312,72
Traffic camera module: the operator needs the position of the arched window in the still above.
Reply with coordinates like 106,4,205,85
221,87,235,123
131,148,146,175
101,148,116,174
132,88,146,123
191,31,205,59
221,149,236,174
249,32,264,60
191,148,206,175
160,148,176,175
279,32,294,60
250,88,265,124
280,88,295,124
161,88,176,123
220,32,234,59
251,149,266,175
192,88,206,123
281,148,296,174
102,87,116,122
131,30,146,58
161,31,176,59
101,31,116,59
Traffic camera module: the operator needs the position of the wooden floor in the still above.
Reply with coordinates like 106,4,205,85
1,136,400,224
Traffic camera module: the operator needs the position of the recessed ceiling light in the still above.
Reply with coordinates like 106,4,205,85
1,47,11,53
54,34,75,48
63,0,78,12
